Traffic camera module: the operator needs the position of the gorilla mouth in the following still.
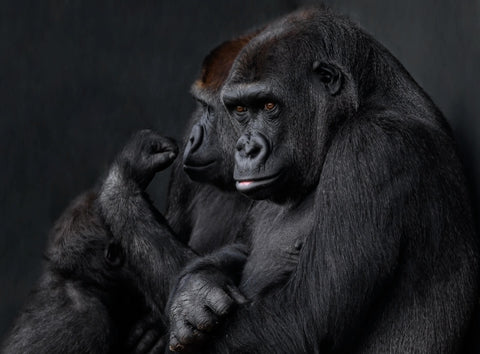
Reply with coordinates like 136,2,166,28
235,171,283,193
183,160,216,172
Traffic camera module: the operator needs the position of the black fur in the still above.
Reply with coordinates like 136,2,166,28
167,7,479,353
3,32,262,352
1,130,191,354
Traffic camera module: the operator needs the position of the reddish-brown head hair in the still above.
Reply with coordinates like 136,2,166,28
195,31,260,92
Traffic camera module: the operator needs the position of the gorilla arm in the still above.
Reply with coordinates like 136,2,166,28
98,131,196,352
164,157,197,246
98,131,194,310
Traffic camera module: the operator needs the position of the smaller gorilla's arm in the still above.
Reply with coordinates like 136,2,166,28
97,130,195,351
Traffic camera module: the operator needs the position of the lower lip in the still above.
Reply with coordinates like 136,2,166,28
235,172,282,193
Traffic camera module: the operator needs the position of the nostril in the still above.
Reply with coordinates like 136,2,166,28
235,133,269,165
188,124,204,153
245,143,261,159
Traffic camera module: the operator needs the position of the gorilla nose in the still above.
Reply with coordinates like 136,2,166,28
235,133,269,168
188,124,204,154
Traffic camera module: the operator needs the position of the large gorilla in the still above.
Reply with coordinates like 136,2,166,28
167,7,480,353
1,131,192,353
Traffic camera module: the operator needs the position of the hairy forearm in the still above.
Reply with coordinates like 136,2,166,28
98,163,193,309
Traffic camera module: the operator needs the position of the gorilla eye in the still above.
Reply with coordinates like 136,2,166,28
235,106,247,113
264,102,276,111
319,71,333,83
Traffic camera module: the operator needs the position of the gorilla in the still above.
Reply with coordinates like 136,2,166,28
165,32,259,253
167,7,479,353
1,131,192,353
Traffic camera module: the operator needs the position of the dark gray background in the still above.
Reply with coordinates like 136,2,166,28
1,0,479,339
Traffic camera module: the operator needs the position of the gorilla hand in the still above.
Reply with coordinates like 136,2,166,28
116,129,178,189
167,245,248,352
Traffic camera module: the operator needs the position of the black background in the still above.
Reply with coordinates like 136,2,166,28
1,0,479,339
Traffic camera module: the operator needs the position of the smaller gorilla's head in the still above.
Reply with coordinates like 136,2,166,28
182,33,258,190
47,192,128,291
221,8,362,203
47,192,169,310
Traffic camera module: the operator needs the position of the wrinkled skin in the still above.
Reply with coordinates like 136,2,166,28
167,7,479,353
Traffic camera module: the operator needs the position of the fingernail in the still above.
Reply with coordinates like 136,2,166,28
169,343,184,352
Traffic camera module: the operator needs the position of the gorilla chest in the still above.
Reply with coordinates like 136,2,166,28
188,192,251,255
240,202,313,298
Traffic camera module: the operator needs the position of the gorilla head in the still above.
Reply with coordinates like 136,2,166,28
182,33,258,190
221,9,363,202
46,193,127,290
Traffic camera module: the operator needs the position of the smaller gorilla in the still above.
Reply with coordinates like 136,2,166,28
1,131,192,354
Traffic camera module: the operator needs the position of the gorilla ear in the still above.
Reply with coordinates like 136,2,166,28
312,61,343,96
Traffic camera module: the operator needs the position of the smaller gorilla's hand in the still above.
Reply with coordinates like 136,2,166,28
117,130,178,189
167,269,247,352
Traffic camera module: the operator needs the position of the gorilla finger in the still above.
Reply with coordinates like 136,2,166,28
226,284,248,305
168,334,184,352
205,287,234,316
148,335,167,354
159,136,179,153
132,328,160,354
185,306,218,332
147,136,178,154
172,320,199,346
149,152,177,171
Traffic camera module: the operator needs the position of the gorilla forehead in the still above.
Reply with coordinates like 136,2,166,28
225,7,363,86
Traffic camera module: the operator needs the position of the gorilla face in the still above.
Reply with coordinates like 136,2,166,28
182,86,235,189
222,18,357,202
182,34,258,190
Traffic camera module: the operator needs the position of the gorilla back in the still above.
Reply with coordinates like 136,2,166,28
198,7,478,353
